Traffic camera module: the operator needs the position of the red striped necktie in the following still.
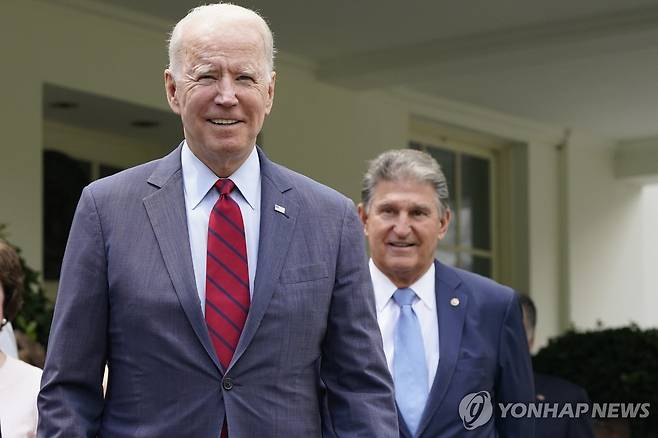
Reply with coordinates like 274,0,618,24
205,178,250,437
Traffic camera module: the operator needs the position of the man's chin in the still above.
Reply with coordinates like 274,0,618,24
386,263,423,282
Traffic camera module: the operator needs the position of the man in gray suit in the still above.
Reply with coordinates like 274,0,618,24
38,4,397,437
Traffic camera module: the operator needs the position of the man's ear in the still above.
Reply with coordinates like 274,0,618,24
357,203,369,235
437,208,452,240
264,71,276,115
164,69,181,114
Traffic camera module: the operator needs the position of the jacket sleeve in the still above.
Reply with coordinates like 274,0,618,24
320,199,399,437
38,187,108,437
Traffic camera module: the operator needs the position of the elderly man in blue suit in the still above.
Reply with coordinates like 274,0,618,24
38,4,398,437
358,149,534,437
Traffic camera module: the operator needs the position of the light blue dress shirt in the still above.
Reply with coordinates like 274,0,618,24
181,142,261,314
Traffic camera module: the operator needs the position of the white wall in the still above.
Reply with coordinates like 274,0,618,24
526,140,562,350
567,133,649,328
641,185,658,326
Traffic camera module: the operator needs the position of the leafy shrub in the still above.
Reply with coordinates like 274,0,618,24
0,224,53,348
534,325,658,437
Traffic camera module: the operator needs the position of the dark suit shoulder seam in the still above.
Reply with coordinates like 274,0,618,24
495,290,518,360
85,186,108,259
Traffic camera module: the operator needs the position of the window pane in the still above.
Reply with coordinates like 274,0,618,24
473,256,492,278
436,249,458,267
460,154,490,250
427,147,456,246
460,252,472,272
43,150,92,280
460,253,492,278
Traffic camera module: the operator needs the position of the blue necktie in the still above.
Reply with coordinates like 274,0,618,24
393,288,429,436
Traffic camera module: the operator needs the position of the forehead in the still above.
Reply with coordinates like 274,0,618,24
371,179,438,207
181,19,266,67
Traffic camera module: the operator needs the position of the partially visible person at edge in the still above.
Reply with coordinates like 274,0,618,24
0,240,42,438
358,149,535,437
520,293,595,438
0,318,18,359
37,3,397,437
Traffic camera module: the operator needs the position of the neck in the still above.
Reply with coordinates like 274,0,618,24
187,142,255,178
0,350,6,368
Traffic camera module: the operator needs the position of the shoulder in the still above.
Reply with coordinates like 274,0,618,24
534,372,589,402
86,155,167,199
436,261,523,335
79,147,180,211
264,159,354,213
438,261,516,307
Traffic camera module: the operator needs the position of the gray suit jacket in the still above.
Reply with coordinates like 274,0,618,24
38,146,398,437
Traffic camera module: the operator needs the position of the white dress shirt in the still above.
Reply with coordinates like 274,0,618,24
181,142,261,313
370,260,440,391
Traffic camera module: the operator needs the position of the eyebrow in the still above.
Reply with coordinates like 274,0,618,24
189,64,215,75
376,201,433,211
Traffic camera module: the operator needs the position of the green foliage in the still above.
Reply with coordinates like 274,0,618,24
533,324,658,436
0,224,54,348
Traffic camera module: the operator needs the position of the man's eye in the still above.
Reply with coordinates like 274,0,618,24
237,75,254,82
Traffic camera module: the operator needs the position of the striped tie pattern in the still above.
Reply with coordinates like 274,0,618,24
205,178,250,369
205,179,249,438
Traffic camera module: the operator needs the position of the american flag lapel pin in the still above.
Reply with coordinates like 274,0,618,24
274,204,287,215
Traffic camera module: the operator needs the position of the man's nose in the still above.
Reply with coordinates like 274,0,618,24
392,214,411,236
214,78,238,106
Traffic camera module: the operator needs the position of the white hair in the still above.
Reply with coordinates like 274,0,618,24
167,3,276,79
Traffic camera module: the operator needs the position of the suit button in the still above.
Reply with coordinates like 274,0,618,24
222,377,233,391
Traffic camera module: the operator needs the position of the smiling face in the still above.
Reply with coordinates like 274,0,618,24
164,16,275,176
359,179,451,288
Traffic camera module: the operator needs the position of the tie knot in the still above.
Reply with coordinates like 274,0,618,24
215,178,236,196
393,288,416,307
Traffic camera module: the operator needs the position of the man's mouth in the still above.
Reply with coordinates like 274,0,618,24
388,242,414,248
209,119,240,125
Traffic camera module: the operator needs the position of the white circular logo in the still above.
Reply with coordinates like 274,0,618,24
459,391,493,430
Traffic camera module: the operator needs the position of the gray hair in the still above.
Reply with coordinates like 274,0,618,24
167,3,276,79
361,149,450,214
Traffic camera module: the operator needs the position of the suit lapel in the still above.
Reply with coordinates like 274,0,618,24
229,148,298,369
416,260,468,437
143,145,222,373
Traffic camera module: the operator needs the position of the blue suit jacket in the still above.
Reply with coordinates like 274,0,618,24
38,146,398,437
398,261,535,438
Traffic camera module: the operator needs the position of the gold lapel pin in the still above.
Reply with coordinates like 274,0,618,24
450,297,460,307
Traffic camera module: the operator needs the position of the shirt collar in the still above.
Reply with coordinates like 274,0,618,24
181,141,260,210
369,259,436,313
